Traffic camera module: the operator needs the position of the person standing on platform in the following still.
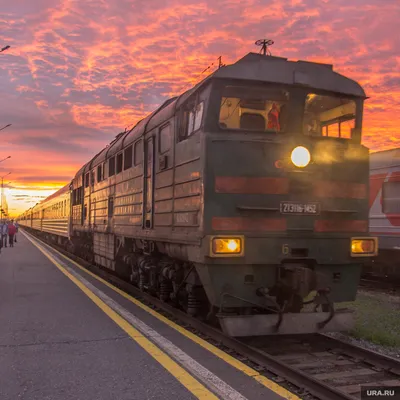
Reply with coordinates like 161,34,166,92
7,220,16,248
1,221,8,248
14,220,19,243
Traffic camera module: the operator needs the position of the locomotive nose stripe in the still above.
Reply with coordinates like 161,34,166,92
212,217,287,232
314,220,368,232
215,177,289,194
215,176,366,199
212,217,368,233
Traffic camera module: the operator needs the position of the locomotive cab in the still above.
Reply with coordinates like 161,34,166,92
196,52,377,335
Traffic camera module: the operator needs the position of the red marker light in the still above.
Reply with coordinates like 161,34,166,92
275,160,283,168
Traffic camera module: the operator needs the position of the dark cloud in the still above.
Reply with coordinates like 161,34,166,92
9,136,90,154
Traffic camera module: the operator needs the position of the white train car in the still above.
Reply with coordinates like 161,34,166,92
369,148,400,276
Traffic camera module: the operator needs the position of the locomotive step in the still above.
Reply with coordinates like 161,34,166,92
218,310,355,337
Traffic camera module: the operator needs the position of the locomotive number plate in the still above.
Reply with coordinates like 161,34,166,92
280,201,320,215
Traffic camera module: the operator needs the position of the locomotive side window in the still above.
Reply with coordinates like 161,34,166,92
178,100,204,141
97,165,102,182
103,162,107,179
219,86,289,132
382,181,400,214
124,145,133,170
188,102,204,135
304,94,356,139
134,140,143,165
159,124,171,154
72,187,83,205
85,173,89,188
109,156,115,176
116,153,123,174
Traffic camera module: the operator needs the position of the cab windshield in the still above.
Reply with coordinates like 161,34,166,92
303,94,356,139
219,85,290,132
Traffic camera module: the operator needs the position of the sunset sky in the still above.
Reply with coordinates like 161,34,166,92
0,0,399,216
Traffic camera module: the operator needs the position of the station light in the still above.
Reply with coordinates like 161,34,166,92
291,146,311,168
351,237,378,257
209,236,244,257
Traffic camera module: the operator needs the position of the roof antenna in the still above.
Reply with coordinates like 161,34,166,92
255,39,274,56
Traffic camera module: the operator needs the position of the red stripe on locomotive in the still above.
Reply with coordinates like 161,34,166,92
314,220,368,233
212,217,287,232
215,176,366,199
215,177,289,194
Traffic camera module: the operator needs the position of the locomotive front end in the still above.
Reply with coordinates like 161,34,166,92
199,55,377,336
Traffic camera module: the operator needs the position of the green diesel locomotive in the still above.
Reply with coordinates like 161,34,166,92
19,42,377,336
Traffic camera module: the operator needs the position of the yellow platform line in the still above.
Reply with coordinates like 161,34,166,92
24,231,299,400
25,233,218,400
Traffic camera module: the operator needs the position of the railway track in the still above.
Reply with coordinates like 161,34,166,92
361,262,400,294
360,275,400,294
24,229,400,400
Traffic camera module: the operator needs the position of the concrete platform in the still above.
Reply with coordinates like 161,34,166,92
0,231,295,400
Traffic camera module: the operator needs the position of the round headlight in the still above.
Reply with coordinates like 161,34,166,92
291,146,310,168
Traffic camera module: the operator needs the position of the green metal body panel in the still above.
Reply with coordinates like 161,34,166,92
197,134,370,308
195,262,362,308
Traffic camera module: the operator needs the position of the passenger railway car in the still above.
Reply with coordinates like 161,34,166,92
19,185,70,240
19,47,378,336
367,148,400,278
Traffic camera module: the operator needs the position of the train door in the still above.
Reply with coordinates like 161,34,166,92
143,137,155,229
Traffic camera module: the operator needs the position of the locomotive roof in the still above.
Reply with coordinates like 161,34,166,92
210,52,366,97
72,51,365,184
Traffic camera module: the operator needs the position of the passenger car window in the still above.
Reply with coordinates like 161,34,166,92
159,124,171,153
303,94,356,139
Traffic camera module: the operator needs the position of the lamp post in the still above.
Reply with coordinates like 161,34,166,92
0,124,11,132
1,172,11,220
